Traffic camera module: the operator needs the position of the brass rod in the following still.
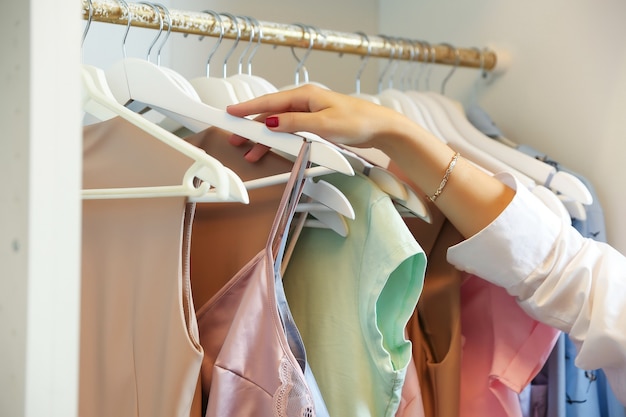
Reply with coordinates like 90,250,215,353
82,0,497,70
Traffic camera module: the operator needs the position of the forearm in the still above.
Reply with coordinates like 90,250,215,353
372,115,515,238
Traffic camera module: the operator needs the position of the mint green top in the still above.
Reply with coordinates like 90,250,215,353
284,173,426,417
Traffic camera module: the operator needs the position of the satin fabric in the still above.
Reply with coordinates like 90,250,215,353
196,141,329,417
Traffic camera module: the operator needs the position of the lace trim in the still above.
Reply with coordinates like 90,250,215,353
273,355,314,417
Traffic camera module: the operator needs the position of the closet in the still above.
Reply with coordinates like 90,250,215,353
3,0,626,416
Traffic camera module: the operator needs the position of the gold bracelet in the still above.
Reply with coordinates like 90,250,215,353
428,152,460,203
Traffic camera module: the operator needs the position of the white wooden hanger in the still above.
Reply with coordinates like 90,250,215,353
103,10,354,178
423,45,592,205
223,15,273,102
80,1,246,203
189,11,243,110
227,16,278,98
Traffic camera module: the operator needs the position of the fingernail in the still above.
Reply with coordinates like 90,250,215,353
265,116,279,128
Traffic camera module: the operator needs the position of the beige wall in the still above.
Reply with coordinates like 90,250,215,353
379,0,626,253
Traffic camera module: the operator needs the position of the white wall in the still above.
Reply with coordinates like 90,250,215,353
380,0,626,253
1,1,82,416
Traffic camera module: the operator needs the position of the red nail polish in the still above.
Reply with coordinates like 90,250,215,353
265,116,279,128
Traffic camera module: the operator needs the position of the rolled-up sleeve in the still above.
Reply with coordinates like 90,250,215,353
447,172,626,406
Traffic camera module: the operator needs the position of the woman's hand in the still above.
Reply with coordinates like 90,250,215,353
226,84,413,161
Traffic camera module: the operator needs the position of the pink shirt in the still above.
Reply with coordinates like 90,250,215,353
460,273,560,417
449,172,626,407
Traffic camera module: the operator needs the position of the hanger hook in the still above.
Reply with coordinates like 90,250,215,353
388,37,404,89
136,2,164,63
81,0,94,56
153,3,172,66
469,46,488,103
398,38,415,90
414,40,429,90
406,40,423,91
424,43,437,91
377,34,397,92
354,31,371,94
440,43,460,94
117,0,133,59
235,16,254,75
219,12,242,78
200,10,224,77
246,17,263,75
291,23,314,85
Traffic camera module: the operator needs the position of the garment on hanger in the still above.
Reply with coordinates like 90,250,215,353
181,126,301,310
404,216,464,417
195,140,330,417
80,117,203,417
517,145,625,417
395,350,426,417
460,272,560,417
283,172,426,417
447,171,626,407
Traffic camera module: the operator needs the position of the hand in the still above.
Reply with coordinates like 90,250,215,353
226,84,412,161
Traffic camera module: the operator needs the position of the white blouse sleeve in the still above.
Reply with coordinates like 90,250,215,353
447,172,626,406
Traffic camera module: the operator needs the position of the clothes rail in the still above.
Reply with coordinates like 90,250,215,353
81,0,498,71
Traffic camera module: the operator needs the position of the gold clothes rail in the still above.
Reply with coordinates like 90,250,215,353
81,0,498,71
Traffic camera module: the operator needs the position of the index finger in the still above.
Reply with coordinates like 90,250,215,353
226,86,316,118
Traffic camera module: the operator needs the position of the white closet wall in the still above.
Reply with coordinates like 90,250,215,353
380,0,626,253
1,1,82,417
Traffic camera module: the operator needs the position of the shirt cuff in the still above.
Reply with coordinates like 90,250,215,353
446,172,563,290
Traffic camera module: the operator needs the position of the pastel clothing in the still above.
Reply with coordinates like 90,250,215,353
517,144,624,417
284,173,426,417
460,273,560,417
195,141,330,417
389,159,463,417
81,117,203,417
448,172,626,406
404,217,464,417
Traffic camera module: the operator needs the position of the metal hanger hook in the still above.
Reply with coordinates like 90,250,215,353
236,16,255,75
117,0,133,59
354,31,372,94
398,38,416,90
219,12,242,78
81,0,94,56
377,34,398,92
291,23,314,85
440,43,460,94
136,2,164,63
153,3,172,66
245,17,263,75
425,42,436,91
200,10,224,77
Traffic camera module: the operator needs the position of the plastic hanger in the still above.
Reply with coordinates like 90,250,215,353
424,45,591,205
103,7,354,178
80,1,246,203
279,24,330,92
228,16,278,98
223,15,272,102
189,11,244,110
167,15,354,234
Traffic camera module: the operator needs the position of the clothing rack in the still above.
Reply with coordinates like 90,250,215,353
81,0,498,71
